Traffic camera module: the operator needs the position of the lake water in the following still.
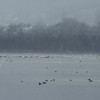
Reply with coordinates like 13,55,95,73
0,54,100,100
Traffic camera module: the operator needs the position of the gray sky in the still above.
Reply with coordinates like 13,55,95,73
0,0,100,25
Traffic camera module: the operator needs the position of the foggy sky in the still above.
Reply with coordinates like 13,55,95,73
0,0,100,25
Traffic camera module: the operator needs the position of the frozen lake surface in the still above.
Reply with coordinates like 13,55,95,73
0,54,100,100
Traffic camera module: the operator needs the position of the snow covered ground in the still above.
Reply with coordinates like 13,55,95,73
0,53,100,100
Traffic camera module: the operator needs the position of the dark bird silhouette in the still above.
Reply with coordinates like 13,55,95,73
88,78,93,82
43,82,46,84
21,81,23,83
45,80,48,82
39,82,42,85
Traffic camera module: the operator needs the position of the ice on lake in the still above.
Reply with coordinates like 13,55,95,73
0,53,100,100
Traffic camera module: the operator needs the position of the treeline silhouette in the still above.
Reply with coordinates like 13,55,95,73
0,18,100,53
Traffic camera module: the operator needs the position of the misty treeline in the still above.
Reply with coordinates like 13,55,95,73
0,18,100,53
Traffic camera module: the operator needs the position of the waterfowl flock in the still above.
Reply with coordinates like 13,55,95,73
0,54,100,87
